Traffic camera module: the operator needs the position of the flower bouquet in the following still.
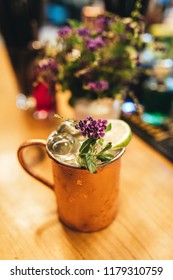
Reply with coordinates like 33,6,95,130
33,0,144,118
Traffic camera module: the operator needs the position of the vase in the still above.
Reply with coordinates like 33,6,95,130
74,98,121,120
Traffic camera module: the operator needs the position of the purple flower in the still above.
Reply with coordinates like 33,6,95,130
47,59,59,73
75,116,108,139
87,80,109,92
77,28,90,37
34,58,59,82
86,36,105,51
58,26,72,38
95,15,111,32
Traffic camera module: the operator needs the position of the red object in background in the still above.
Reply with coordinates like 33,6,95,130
32,82,56,119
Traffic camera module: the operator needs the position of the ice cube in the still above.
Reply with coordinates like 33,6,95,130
47,132,75,156
57,120,80,135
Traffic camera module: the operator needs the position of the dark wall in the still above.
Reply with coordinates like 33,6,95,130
104,0,150,17
0,0,43,48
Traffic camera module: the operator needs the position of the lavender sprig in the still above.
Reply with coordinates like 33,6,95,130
75,116,108,139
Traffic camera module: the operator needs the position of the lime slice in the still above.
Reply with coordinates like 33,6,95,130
103,119,132,149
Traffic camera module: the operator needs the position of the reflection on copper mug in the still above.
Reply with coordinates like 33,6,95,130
17,136,125,232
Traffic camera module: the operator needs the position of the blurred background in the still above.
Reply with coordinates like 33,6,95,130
0,0,173,161
0,0,156,96
0,0,171,96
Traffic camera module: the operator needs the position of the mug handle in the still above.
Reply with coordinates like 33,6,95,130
17,139,54,190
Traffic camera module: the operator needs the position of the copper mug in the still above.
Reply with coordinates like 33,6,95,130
17,135,125,232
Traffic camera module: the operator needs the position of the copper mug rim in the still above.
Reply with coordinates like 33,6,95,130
17,133,126,189
45,130,126,170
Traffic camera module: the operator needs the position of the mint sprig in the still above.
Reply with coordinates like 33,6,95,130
77,139,114,174
79,137,96,154
75,117,113,173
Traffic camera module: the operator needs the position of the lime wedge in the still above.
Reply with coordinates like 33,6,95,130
103,119,132,149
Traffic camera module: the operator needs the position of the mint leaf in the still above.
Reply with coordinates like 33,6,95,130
79,137,96,154
105,123,112,132
77,155,87,168
97,153,114,162
98,142,112,155
86,153,97,174
98,138,104,146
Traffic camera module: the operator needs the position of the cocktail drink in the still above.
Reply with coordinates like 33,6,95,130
18,117,131,232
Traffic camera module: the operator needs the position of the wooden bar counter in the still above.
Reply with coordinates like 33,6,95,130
0,38,173,260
